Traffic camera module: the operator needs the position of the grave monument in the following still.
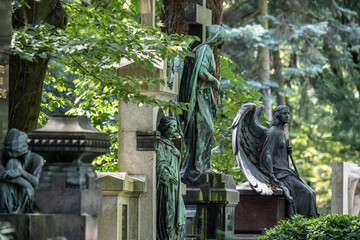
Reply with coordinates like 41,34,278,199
0,115,110,240
98,1,180,239
232,103,318,231
175,3,240,239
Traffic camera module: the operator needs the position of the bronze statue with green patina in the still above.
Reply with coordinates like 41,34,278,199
179,25,227,183
232,104,318,218
0,128,44,214
156,116,186,239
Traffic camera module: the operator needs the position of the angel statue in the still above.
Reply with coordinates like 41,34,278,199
232,103,318,218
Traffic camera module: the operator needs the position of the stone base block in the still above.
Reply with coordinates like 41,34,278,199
0,214,97,240
235,182,286,235
183,173,240,240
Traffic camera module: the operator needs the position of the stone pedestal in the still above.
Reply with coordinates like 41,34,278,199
182,173,239,240
0,214,97,240
26,116,110,240
97,172,146,240
234,182,286,236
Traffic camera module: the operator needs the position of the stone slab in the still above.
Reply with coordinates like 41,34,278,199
0,214,97,240
35,172,102,215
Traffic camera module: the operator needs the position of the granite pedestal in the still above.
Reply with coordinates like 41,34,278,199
234,182,286,236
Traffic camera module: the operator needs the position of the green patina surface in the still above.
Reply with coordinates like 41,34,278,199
179,25,227,183
156,116,186,240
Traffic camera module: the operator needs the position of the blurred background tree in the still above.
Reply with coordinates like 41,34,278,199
216,0,360,214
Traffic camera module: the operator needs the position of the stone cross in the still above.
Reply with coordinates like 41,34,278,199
0,0,11,142
183,0,212,47
139,0,155,27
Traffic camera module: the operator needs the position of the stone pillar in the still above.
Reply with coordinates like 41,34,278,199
183,173,239,239
117,60,178,240
331,161,360,216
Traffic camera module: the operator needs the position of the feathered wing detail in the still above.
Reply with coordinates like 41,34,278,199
231,103,273,195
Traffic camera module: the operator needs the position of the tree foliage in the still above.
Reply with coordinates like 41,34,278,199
222,0,360,214
258,213,360,240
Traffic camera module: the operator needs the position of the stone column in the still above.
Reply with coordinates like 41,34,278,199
117,60,178,240
331,161,360,216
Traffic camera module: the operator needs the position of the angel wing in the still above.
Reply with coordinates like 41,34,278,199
231,103,273,195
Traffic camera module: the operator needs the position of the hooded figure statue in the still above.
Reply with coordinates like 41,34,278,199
179,25,227,182
0,128,43,214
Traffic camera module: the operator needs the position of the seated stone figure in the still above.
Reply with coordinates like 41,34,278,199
232,103,318,218
0,128,43,214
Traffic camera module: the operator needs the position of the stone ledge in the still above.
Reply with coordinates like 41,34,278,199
236,182,284,196
97,172,146,196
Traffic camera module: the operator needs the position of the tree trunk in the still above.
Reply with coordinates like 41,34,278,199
161,0,223,102
272,50,286,106
257,0,272,120
160,0,189,35
9,0,67,133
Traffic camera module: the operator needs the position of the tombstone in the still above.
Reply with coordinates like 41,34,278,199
182,0,212,48
97,172,146,240
331,161,360,216
0,0,11,142
0,115,110,240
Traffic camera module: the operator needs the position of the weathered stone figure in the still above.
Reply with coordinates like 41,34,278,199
232,103,318,218
179,25,227,182
156,116,186,240
0,128,43,214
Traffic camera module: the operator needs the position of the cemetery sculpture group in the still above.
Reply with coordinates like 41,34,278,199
0,128,43,214
156,116,186,239
179,25,227,182
232,103,318,218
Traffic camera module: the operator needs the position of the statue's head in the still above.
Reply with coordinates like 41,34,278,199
273,105,290,126
3,128,29,158
158,116,178,139
206,25,227,49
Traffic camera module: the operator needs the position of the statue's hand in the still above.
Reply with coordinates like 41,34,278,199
4,169,22,179
214,80,221,91
287,146,293,155
25,185,35,201
170,177,178,185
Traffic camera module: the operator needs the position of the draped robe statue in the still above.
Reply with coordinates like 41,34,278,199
156,117,186,239
0,128,43,214
179,25,227,182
